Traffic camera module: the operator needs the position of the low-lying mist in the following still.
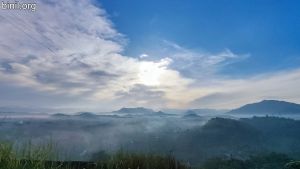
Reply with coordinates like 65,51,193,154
1,112,300,165
0,114,209,161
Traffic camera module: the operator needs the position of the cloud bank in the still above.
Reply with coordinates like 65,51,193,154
0,0,193,110
0,0,300,111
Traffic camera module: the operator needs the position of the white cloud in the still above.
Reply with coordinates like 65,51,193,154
160,40,249,79
0,0,299,111
190,68,300,109
0,0,194,110
139,53,149,59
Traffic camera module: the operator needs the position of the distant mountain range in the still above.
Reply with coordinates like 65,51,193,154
52,113,71,117
113,107,155,114
113,107,173,117
75,112,98,118
3,100,300,117
228,100,300,115
50,108,174,118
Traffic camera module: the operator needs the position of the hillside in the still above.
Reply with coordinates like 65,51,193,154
175,117,264,162
228,100,300,115
112,107,172,117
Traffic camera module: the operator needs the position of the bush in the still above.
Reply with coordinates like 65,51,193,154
285,161,300,169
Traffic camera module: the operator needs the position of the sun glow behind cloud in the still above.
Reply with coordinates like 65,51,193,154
138,58,172,86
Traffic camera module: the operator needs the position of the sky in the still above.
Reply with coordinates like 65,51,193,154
0,0,300,112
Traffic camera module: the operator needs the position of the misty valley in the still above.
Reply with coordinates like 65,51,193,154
1,100,300,168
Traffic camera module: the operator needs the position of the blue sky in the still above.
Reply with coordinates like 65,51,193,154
99,0,300,77
1,0,300,112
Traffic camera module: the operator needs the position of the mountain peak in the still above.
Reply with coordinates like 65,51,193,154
183,110,201,118
228,100,300,115
75,112,98,118
260,99,290,103
115,107,155,114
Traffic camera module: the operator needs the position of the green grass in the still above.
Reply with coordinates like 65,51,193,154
0,142,70,169
1,142,300,169
0,142,190,169
96,151,190,169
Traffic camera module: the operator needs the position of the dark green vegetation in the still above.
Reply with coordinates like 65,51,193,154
122,116,300,164
200,153,299,169
2,115,300,164
1,142,299,169
0,143,189,169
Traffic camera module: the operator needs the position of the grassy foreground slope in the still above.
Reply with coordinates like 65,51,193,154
1,142,300,169
0,142,189,169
